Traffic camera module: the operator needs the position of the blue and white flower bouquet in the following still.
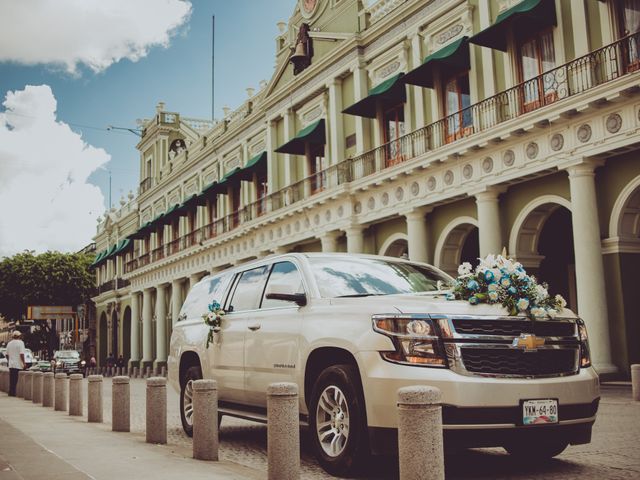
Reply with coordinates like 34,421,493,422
202,300,225,348
448,254,566,318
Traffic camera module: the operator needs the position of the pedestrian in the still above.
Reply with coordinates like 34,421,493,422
6,331,25,397
116,355,125,368
106,353,115,368
89,356,97,368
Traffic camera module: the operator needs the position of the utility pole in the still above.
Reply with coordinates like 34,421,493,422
212,15,215,120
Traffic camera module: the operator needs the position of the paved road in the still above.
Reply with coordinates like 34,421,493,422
89,379,639,479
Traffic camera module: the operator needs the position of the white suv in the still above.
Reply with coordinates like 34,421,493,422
168,253,599,476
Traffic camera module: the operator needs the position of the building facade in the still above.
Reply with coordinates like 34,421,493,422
92,0,640,376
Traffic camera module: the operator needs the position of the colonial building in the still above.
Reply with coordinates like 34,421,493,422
92,0,640,377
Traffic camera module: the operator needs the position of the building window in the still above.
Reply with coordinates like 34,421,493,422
256,171,268,216
443,72,472,143
308,144,327,194
382,104,405,167
518,29,556,112
617,0,640,71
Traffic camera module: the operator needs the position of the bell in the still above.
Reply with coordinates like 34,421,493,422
290,41,307,63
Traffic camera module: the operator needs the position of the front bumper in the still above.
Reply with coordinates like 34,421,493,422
356,351,600,430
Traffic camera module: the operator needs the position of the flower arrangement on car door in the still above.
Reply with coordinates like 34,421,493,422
203,301,224,348
447,254,566,318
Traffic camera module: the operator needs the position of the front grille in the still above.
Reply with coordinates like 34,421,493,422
452,318,576,337
460,348,578,376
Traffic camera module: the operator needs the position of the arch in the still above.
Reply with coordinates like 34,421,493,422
609,174,640,239
509,195,572,268
434,216,479,275
98,312,108,366
122,306,131,363
378,232,409,257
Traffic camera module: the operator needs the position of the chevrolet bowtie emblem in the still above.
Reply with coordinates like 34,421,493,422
512,333,545,352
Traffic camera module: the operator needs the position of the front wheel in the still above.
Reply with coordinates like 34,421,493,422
309,364,370,477
180,365,202,437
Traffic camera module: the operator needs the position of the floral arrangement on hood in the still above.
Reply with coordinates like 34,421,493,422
447,254,567,318
202,301,224,348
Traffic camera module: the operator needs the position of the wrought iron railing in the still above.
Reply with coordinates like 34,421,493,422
122,34,639,274
139,177,152,194
97,280,115,294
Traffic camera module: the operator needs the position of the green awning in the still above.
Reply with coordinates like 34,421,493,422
97,243,118,264
175,194,197,215
220,167,241,183
159,203,181,224
274,119,326,155
403,37,470,88
342,74,406,118
106,239,131,259
128,220,154,240
469,0,556,51
91,250,106,266
237,151,267,181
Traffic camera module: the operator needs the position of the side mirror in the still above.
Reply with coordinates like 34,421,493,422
265,283,307,306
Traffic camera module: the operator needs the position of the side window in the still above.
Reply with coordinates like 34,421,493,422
179,273,231,321
262,261,304,308
228,266,270,313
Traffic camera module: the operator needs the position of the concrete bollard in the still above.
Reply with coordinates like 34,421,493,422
112,376,130,432
0,369,6,393
192,379,219,461
146,366,152,378
32,372,43,404
42,373,54,407
146,377,167,444
24,371,33,401
160,366,167,378
632,364,640,402
69,374,83,416
17,370,25,398
267,382,300,480
54,373,68,411
133,367,139,379
88,375,103,423
397,386,444,480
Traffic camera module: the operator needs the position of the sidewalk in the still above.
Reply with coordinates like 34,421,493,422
0,395,263,480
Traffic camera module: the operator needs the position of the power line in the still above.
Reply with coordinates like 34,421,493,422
1,110,136,137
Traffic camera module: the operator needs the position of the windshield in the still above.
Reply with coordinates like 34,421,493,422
55,351,79,359
308,257,452,298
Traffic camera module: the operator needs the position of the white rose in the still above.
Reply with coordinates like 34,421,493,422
555,294,567,308
458,262,473,276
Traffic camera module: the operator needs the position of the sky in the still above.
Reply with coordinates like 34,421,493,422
0,0,294,258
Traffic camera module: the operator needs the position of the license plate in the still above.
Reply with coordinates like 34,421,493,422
522,399,558,425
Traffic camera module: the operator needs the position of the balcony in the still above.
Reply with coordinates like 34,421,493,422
140,177,152,194
123,33,639,274
96,278,131,294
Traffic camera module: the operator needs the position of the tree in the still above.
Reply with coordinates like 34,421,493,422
0,250,96,352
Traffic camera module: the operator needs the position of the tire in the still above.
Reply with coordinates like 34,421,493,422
504,439,568,460
309,364,370,477
180,365,202,437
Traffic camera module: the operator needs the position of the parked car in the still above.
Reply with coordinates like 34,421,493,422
168,253,599,476
30,360,53,373
24,349,34,369
0,348,7,368
52,350,86,376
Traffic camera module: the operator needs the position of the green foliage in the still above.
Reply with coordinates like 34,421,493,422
0,250,96,321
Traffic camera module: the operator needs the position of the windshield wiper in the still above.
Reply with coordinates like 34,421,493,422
336,293,385,298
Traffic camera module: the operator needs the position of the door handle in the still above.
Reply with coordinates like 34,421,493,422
248,324,261,331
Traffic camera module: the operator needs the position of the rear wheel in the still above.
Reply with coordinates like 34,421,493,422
180,365,202,437
309,364,370,477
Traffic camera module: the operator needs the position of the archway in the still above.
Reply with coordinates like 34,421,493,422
510,197,576,311
379,233,409,258
122,306,131,363
99,312,107,366
435,216,479,276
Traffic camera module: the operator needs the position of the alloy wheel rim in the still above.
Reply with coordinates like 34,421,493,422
183,379,194,426
315,385,350,457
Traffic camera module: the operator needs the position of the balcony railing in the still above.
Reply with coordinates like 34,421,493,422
123,34,639,274
140,177,152,194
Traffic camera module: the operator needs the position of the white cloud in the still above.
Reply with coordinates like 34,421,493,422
0,85,109,257
0,0,192,74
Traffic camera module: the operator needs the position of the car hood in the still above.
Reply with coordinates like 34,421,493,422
330,293,577,318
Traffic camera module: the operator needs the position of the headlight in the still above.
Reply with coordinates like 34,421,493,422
577,318,591,368
373,315,447,367
56,361,63,367
80,361,86,366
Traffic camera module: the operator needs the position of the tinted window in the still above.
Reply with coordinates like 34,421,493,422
181,274,232,320
228,266,270,312
308,257,451,298
262,261,304,308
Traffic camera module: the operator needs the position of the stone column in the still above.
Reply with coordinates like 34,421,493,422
68,374,83,416
189,273,202,291
129,291,140,368
283,109,295,186
171,279,183,326
42,372,54,407
570,0,590,57
567,161,615,373
328,78,344,165
478,0,497,98
32,372,43,404
410,32,426,130
352,63,371,154
54,373,67,412
141,288,153,370
266,118,278,194
475,188,503,257
24,371,33,401
405,208,431,263
345,225,365,254
112,376,130,432
88,375,103,423
193,379,219,461
267,383,300,480
146,377,167,444
155,283,168,369
320,231,341,253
